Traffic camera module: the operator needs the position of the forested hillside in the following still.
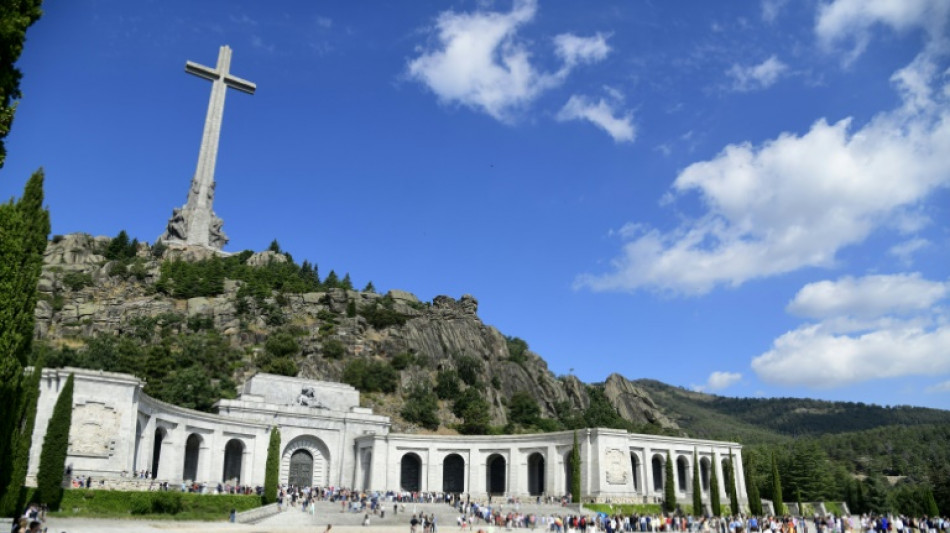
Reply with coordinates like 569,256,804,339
637,379,950,516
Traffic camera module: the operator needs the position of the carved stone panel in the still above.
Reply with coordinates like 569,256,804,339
605,448,629,485
69,402,120,457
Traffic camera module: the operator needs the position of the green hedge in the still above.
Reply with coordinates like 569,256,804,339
46,489,261,520
585,503,664,515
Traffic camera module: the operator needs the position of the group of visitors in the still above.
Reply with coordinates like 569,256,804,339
11,504,44,533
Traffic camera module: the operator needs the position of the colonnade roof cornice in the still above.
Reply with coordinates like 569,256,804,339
375,428,740,448
40,366,144,388
215,401,390,425
139,394,269,430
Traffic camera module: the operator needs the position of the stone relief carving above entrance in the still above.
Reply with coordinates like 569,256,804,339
69,402,120,457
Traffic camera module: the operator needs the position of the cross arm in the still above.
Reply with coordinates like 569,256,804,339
185,61,219,81
224,75,256,95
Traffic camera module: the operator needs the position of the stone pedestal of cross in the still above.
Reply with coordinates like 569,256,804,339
161,45,256,250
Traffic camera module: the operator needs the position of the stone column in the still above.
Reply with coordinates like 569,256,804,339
546,444,558,497
643,447,653,500
508,447,518,497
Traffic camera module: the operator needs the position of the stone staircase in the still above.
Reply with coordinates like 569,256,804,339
254,500,583,529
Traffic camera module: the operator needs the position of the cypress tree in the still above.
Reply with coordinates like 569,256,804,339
771,452,785,515
570,431,581,503
710,453,721,517
728,450,740,515
263,427,281,504
35,373,73,510
926,487,940,516
745,453,763,516
0,360,42,516
664,451,676,513
0,0,43,168
0,170,50,511
692,449,702,516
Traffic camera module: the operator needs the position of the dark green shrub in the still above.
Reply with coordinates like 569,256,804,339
401,382,440,430
323,339,345,359
456,355,482,386
391,351,416,370
342,359,398,393
434,370,460,400
505,335,529,364
61,271,93,291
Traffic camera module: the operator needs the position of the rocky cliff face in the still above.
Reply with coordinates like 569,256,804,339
34,233,678,433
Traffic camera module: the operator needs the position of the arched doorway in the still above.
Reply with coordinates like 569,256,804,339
700,457,711,492
443,453,465,493
183,433,202,481
630,454,640,491
528,453,545,496
677,455,689,492
652,455,664,491
151,427,167,479
486,454,506,495
223,439,244,483
289,449,313,488
281,435,331,487
400,453,422,492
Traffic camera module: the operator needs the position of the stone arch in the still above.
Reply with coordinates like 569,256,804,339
700,457,711,492
183,433,202,481
151,427,167,479
677,455,689,492
651,454,665,491
223,439,245,483
400,452,423,492
527,452,545,496
486,453,506,495
630,453,640,491
281,435,330,487
443,453,465,493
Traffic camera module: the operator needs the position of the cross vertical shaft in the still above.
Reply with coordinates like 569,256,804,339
160,45,256,250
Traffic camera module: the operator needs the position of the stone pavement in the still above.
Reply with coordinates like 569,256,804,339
6,499,579,533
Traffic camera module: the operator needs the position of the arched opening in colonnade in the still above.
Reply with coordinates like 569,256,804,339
527,453,545,496
151,427,167,479
443,453,465,493
183,433,202,481
651,455,664,491
401,452,422,492
676,455,689,492
486,454,506,495
289,449,313,488
700,457,711,492
630,454,640,491
223,439,244,483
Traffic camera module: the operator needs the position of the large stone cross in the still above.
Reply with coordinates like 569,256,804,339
161,45,256,250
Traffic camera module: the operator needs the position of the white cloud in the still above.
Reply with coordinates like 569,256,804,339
727,55,788,92
761,0,789,23
407,0,609,122
889,238,930,265
816,0,949,63
752,273,950,388
787,273,949,320
692,371,742,392
557,95,635,143
554,33,610,68
575,55,950,294
926,380,950,393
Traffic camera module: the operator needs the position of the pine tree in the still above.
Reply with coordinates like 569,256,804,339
771,452,785,515
665,451,676,513
710,453,721,517
263,427,281,504
324,270,339,289
341,273,353,290
0,170,50,511
692,449,702,516
35,373,73,510
570,431,581,503
363,281,376,294
728,450,740,515
745,453,763,516
925,486,940,516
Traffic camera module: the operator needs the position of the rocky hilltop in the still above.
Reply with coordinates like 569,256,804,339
32,233,677,433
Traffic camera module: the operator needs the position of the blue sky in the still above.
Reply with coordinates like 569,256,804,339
3,0,950,409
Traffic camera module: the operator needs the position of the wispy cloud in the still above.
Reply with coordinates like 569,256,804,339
692,371,742,392
556,93,635,143
726,55,788,91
